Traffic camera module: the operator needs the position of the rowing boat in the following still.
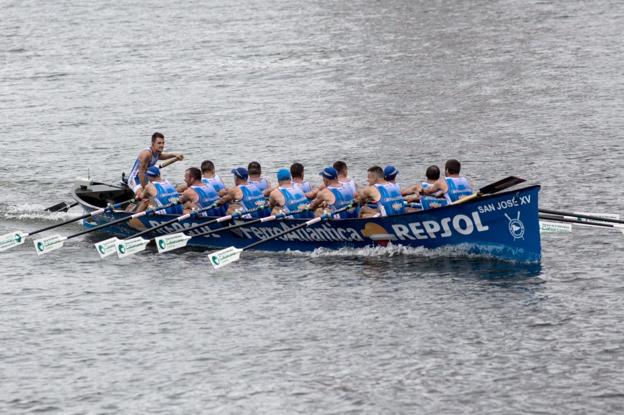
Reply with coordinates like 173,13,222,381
72,178,542,262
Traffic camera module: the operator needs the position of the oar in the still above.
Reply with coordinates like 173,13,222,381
158,157,181,169
108,203,220,258
33,200,180,256
45,201,79,213
539,213,624,233
208,203,355,269
155,208,309,254
539,209,624,225
452,176,527,205
0,199,134,253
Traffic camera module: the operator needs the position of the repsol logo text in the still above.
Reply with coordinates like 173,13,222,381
392,212,489,240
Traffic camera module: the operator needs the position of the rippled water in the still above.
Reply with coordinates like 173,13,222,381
2,0,624,413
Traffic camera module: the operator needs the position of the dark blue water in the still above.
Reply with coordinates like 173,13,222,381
1,0,623,413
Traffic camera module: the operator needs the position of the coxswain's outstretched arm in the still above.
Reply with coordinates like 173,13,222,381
159,152,184,161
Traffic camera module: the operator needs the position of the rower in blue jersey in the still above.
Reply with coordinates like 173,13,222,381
126,132,184,200
290,162,312,194
444,159,474,202
357,166,406,217
403,165,449,209
219,167,270,218
309,167,358,219
247,161,272,195
268,168,314,219
200,159,226,194
333,160,357,199
179,167,225,216
141,166,184,215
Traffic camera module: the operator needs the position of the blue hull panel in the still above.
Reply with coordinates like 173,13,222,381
82,186,542,262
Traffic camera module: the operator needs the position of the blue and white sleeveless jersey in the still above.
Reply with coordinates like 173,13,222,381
372,183,406,216
237,184,269,218
420,196,449,210
248,177,270,192
201,175,225,193
328,185,357,219
279,186,313,218
191,184,225,216
445,177,473,202
340,179,357,199
421,181,447,200
292,180,312,194
153,180,183,215
128,147,160,191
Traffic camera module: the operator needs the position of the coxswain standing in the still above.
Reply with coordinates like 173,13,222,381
268,169,313,218
357,166,406,218
127,132,184,200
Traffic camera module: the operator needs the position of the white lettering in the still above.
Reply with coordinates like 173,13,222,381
408,222,428,240
453,215,474,235
422,221,441,239
392,224,413,240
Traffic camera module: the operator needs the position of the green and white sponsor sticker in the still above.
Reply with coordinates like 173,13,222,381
0,231,28,252
155,233,192,254
539,221,572,234
209,246,243,269
94,237,119,258
115,237,149,258
33,235,67,256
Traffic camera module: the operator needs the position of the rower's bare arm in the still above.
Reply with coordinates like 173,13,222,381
401,184,420,196
160,152,184,161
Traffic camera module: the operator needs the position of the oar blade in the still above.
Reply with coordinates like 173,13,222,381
0,231,28,252
539,221,572,234
156,233,192,253
115,237,150,258
479,176,526,195
94,237,119,258
33,235,67,256
209,246,243,269
45,201,74,212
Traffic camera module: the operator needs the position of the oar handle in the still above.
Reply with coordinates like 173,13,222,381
158,157,181,169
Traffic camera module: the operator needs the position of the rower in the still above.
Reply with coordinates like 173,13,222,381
268,168,314,218
220,167,270,218
290,162,312,193
333,160,357,198
403,165,449,209
200,160,226,194
357,166,406,218
127,132,184,200
444,159,474,202
248,161,271,194
384,164,399,185
141,166,184,215
179,167,225,216
309,167,357,218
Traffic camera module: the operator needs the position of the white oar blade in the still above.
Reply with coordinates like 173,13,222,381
209,246,243,269
539,221,572,234
94,237,119,258
33,235,67,256
115,237,149,258
156,233,192,253
0,231,28,252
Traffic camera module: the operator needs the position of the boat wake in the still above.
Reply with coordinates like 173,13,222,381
0,202,78,222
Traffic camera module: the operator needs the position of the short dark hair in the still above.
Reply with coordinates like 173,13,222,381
290,162,304,179
248,161,261,175
445,159,461,175
186,167,202,181
333,160,347,174
200,160,215,173
426,165,441,180
367,166,384,179
151,132,164,143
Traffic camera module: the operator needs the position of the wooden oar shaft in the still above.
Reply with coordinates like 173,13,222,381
539,209,624,225
177,204,269,234
197,209,307,238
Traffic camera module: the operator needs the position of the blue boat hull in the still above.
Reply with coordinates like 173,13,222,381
80,185,541,262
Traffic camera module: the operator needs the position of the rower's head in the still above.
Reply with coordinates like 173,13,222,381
200,160,216,177
367,166,385,185
332,161,348,178
290,163,305,180
248,161,262,177
151,132,165,153
276,168,292,186
319,166,339,186
146,166,161,181
445,159,461,177
184,167,202,186
383,165,399,182
231,167,249,185
426,165,441,181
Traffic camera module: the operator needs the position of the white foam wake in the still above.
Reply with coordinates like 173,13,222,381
0,203,80,222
